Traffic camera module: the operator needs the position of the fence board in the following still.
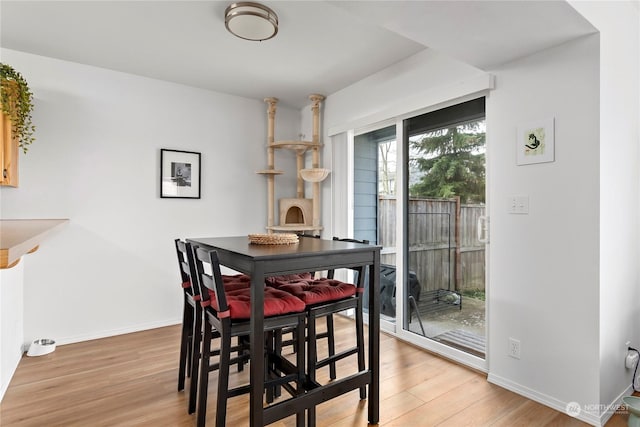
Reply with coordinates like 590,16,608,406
378,197,486,294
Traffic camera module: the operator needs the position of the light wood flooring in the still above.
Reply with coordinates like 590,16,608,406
0,316,633,426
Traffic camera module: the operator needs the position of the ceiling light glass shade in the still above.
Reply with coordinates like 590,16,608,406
225,2,278,41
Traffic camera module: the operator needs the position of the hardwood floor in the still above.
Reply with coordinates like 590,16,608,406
0,316,633,426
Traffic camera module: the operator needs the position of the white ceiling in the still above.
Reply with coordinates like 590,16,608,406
0,1,597,109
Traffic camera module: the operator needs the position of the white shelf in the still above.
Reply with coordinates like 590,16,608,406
256,169,284,175
300,168,330,182
267,225,323,232
270,141,321,152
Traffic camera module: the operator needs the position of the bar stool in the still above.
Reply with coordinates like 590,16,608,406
174,239,251,414
267,237,369,426
174,238,197,393
189,243,307,427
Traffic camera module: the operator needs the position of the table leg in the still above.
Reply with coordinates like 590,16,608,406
368,252,380,424
250,264,265,427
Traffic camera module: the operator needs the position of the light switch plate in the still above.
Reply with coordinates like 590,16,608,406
508,196,529,214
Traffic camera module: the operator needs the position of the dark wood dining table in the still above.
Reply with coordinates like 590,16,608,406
186,235,381,426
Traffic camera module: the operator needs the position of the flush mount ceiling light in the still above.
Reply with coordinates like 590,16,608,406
225,2,278,41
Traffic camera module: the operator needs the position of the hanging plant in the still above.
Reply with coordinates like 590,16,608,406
0,63,35,153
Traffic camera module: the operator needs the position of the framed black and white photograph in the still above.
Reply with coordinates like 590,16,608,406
516,117,555,166
160,149,201,199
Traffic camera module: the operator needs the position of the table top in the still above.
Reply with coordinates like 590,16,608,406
187,235,380,277
188,235,379,260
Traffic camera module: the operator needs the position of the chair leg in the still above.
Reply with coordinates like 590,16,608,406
189,308,203,414
326,314,337,380
295,315,306,426
196,320,212,427
273,330,283,399
232,335,250,373
307,312,317,387
216,323,232,427
291,327,298,353
356,301,367,400
308,405,316,427
186,326,192,378
265,331,276,403
307,311,318,427
178,298,192,391
236,337,244,372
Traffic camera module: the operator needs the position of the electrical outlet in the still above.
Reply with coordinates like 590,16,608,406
509,337,521,359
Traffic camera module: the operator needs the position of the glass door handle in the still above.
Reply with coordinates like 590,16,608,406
477,215,489,243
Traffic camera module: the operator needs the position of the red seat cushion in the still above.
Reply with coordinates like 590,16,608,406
266,272,313,286
207,286,305,319
181,274,250,290
222,274,251,291
185,275,251,302
223,273,250,282
269,277,356,306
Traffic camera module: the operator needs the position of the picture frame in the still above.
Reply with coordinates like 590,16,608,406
516,117,555,165
160,149,201,199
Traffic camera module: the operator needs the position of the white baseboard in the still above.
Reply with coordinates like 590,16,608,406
487,373,602,426
601,384,636,426
0,381,8,403
24,317,182,348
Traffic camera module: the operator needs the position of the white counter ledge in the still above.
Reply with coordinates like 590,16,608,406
0,219,69,269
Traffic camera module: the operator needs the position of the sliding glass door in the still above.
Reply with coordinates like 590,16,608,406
403,98,486,359
351,97,487,366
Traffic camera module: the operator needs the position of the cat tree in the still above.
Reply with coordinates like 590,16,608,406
258,94,329,235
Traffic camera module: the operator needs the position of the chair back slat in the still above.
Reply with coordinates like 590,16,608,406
175,239,189,283
331,237,369,289
192,244,229,313
175,238,201,297
296,234,322,278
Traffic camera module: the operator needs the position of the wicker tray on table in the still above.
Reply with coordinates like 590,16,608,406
248,233,299,245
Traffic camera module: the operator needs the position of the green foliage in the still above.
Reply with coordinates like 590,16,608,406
409,122,485,203
0,63,36,153
462,288,485,301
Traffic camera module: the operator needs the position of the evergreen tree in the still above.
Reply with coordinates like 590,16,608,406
409,122,485,203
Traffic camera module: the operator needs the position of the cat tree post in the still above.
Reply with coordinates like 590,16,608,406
309,94,325,230
264,97,278,232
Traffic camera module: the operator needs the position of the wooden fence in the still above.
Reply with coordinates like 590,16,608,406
378,196,485,293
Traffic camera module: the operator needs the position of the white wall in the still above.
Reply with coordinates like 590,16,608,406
486,35,601,422
0,49,299,346
569,1,640,419
0,260,24,400
322,49,483,132
317,23,627,427
310,48,485,238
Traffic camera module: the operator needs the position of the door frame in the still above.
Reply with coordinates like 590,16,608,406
346,94,490,372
